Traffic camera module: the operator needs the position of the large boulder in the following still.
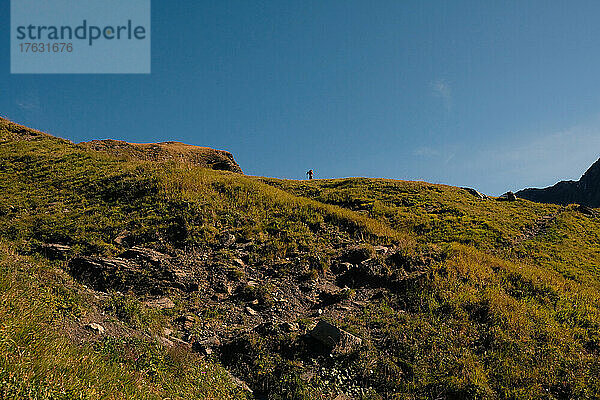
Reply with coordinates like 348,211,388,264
498,191,517,202
79,139,243,173
339,245,373,265
309,320,362,353
461,187,487,200
40,243,72,260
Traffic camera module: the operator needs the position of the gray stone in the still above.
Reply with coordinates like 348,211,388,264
41,243,71,260
373,246,389,255
226,371,253,394
577,205,597,216
144,297,175,309
85,322,105,334
216,282,234,295
333,262,353,274
176,314,196,330
233,258,246,268
158,336,174,347
192,337,221,355
461,187,487,200
498,191,517,201
170,337,192,349
120,246,170,264
219,233,236,247
310,320,362,353
281,321,299,332
113,230,131,245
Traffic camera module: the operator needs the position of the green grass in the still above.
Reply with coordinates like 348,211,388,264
342,244,600,398
259,177,558,249
3,117,600,399
261,177,600,288
0,242,247,400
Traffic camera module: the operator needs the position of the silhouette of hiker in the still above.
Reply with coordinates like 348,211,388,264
306,169,314,180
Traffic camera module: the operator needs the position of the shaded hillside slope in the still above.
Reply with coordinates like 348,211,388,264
2,117,600,399
517,158,600,207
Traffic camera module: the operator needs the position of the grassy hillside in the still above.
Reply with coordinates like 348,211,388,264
0,242,246,400
2,116,600,399
262,178,600,288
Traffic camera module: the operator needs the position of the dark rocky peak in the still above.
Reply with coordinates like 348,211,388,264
517,158,600,207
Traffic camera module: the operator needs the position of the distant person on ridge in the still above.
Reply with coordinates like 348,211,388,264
306,169,314,180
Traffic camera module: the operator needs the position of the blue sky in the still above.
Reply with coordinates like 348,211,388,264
2,1,600,195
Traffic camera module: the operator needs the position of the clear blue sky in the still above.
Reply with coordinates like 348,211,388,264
2,1,600,195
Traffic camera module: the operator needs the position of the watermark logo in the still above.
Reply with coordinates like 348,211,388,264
11,0,151,74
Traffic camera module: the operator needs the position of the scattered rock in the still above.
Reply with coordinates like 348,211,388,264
245,306,258,316
170,337,192,349
373,246,389,255
332,262,353,274
41,243,71,260
212,292,228,301
461,187,487,200
339,246,373,265
319,289,344,307
158,336,174,347
120,246,170,264
498,191,517,202
113,230,131,246
67,252,198,295
338,258,390,288
226,371,253,394
281,321,299,332
176,315,196,323
85,323,105,334
253,321,277,335
219,232,236,247
162,327,173,336
176,315,196,330
299,283,315,293
386,250,415,270
216,281,234,295
233,258,246,268
144,297,175,309
192,337,221,355
309,320,362,353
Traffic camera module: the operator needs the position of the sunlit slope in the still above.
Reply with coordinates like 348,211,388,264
262,177,600,287
2,116,600,399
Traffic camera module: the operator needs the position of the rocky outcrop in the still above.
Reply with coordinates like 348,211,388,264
40,243,72,260
0,117,51,142
498,191,517,202
461,187,487,200
309,320,362,353
517,158,600,207
67,247,199,294
80,139,243,173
